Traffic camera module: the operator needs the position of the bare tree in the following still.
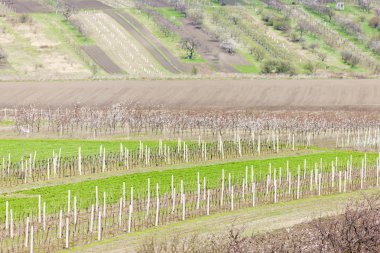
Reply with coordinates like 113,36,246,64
324,7,335,22
358,0,372,12
297,22,308,39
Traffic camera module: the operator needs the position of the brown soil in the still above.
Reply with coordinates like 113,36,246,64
104,9,185,74
1,0,52,13
0,79,379,109
81,45,123,74
65,0,111,10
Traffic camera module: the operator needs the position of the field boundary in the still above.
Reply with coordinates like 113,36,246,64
81,45,124,74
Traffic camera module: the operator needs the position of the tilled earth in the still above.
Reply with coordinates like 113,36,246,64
0,78,379,109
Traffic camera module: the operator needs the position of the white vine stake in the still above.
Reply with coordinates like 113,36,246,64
98,210,102,240
155,183,159,226
65,217,69,249
128,204,132,233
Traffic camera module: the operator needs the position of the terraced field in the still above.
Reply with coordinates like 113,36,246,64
74,11,164,76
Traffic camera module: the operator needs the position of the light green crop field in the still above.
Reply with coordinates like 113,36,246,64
154,7,184,26
0,149,376,218
0,139,177,161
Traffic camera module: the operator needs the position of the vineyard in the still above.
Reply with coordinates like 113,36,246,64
0,0,379,252
73,11,164,77
0,105,379,252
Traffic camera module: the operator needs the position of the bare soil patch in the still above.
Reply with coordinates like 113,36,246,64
0,79,379,110
1,0,52,13
65,0,111,10
82,45,123,74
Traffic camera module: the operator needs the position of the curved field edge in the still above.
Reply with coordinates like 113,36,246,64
65,187,380,253
0,149,376,218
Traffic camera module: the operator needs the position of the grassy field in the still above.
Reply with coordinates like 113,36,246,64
0,139,177,161
154,7,184,27
31,13,94,46
1,149,376,218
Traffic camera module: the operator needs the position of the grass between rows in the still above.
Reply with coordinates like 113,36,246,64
0,149,376,218
0,139,178,162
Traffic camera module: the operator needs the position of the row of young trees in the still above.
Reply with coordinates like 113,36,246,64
0,134,307,187
1,154,379,252
6,105,380,138
301,0,380,69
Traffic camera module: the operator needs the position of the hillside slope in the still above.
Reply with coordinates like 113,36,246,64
0,0,379,79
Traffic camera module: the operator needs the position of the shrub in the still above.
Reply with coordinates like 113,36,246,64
369,16,379,28
290,32,303,42
158,25,173,38
261,12,275,26
318,52,327,62
358,15,366,22
304,61,317,73
273,17,291,31
308,43,319,51
249,46,266,61
0,48,7,64
191,66,198,75
320,6,335,21
335,16,363,37
229,14,240,25
19,14,30,24
341,50,360,66
71,19,85,36
368,36,380,54
262,59,295,74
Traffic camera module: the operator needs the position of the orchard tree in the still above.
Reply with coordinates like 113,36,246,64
220,39,237,54
187,8,203,27
181,38,198,59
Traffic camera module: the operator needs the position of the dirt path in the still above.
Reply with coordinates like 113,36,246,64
65,0,111,10
0,78,379,110
81,45,123,74
67,188,380,253
104,9,184,74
